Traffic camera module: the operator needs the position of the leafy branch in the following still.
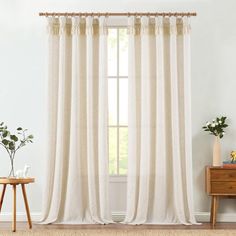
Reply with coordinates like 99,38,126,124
0,122,34,177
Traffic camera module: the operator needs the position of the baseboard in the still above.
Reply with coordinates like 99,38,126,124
1,211,236,223
112,212,236,223
112,212,126,222
195,212,236,222
0,212,124,222
0,212,41,222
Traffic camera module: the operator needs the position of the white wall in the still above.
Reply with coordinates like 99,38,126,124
0,0,236,221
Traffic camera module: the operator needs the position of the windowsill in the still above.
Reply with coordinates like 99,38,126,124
109,175,127,183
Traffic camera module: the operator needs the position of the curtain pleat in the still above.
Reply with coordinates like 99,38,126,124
41,17,60,222
98,17,110,222
124,16,197,225
153,16,168,223
41,16,112,224
169,16,186,223
126,16,141,223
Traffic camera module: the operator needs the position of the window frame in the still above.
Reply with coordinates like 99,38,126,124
108,25,128,180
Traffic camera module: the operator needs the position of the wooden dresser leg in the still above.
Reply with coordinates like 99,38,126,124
212,196,219,227
0,184,6,213
12,184,16,232
21,184,32,229
210,196,214,223
216,196,219,216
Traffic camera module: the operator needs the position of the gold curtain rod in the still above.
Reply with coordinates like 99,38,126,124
39,12,197,17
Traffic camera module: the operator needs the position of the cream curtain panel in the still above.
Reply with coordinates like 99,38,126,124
41,16,112,224
124,16,197,224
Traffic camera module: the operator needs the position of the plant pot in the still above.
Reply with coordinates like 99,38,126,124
213,136,221,166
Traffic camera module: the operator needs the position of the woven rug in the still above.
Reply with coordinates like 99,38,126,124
1,230,236,236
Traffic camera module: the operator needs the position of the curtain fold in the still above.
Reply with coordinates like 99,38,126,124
124,16,197,225
41,16,112,224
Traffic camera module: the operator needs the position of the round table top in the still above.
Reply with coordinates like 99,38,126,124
0,177,35,184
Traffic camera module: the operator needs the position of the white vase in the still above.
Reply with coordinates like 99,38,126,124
213,136,221,166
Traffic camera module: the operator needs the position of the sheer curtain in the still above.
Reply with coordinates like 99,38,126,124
41,16,112,224
124,16,197,225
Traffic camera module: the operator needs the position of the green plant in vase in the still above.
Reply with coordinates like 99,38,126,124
202,116,228,166
0,122,34,178
202,116,228,138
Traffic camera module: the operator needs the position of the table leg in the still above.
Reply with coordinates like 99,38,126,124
12,184,16,232
0,184,6,213
21,184,32,229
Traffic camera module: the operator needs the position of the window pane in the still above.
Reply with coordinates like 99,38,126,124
108,79,117,125
108,28,117,76
119,79,128,125
119,28,128,76
109,127,117,175
119,127,128,175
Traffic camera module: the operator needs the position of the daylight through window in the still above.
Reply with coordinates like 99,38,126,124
108,27,128,175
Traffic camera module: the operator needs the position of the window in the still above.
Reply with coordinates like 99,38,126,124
108,27,128,176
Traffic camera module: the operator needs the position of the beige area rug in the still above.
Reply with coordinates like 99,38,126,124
1,230,236,236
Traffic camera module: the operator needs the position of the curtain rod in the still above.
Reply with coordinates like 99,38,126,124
39,12,197,17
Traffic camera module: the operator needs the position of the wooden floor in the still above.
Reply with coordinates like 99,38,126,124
1,222,236,230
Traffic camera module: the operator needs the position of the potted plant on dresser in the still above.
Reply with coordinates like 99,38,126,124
202,116,228,166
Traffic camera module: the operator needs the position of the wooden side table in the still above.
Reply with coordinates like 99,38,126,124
0,177,35,232
206,166,236,227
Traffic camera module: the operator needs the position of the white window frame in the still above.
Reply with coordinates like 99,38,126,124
107,22,128,182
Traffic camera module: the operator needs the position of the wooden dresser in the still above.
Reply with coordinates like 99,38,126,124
206,166,236,226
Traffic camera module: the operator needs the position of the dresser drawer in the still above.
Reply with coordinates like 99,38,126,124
211,169,236,181
211,182,236,194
